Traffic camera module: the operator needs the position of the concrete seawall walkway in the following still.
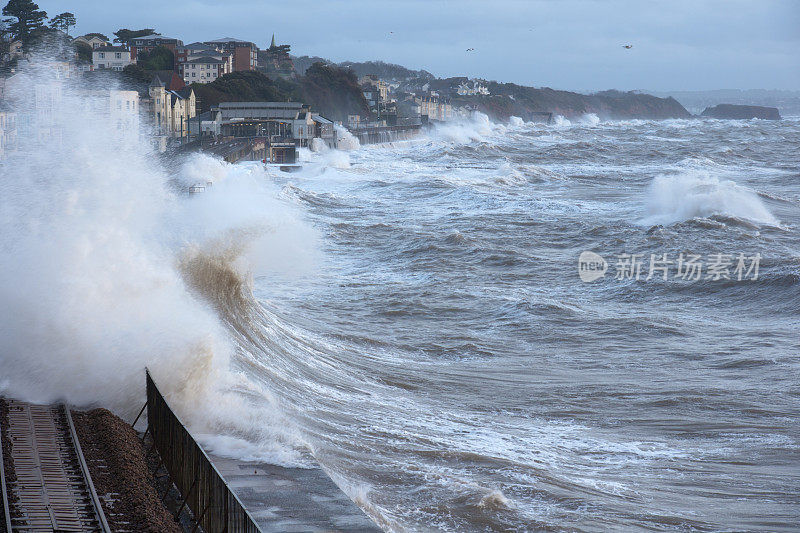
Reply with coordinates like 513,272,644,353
212,456,382,532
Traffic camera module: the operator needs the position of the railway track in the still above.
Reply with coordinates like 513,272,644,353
0,400,110,533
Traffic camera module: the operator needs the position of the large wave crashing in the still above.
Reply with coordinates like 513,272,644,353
0,57,318,466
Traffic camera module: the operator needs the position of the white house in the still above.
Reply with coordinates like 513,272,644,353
0,105,18,160
93,46,133,71
456,81,490,96
176,42,233,75
78,89,140,143
178,56,226,84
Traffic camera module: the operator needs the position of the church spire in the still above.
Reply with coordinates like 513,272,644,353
270,33,276,48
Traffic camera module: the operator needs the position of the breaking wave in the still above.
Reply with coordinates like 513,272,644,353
0,57,318,466
641,171,779,227
432,111,505,144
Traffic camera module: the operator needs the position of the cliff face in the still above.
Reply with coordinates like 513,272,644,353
700,104,781,120
460,85,692,121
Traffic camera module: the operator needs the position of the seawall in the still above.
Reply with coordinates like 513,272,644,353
348,124,423,145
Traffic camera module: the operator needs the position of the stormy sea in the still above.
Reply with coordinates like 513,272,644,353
240,115,800,531
2,74,798,531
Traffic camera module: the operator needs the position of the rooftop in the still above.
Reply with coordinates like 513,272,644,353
134,34,179,41
94,46,129,52
184,56,225,64
219,101,304,109
205,37,252,44
184,42,216,49
312,114,333,124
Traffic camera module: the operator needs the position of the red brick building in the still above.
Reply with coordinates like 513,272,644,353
130,34,183,61
202,38,257,71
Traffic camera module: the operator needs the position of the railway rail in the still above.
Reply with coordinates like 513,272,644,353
0,400,110,533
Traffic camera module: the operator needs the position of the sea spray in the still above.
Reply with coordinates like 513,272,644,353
0,55,314,466
432,111,506,144
334,124,361,151
641,171,779,226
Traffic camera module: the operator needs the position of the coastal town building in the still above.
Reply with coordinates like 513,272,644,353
0,102,18,160
414,94,453,121
456,80,490,96
347,115,361,129
360,75,389,102
293,110,316,147
178,56,226,84
146,73,196,149
206,101,336,156
202,38,257,71
31,82,63,144
92,46,133,71
72,34,110,49
130,34,183,62
188,109,222,137
175,42,233,76
311,114,335,148
6,40,24,61
77,89,140,143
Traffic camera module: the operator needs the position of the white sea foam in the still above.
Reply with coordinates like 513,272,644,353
0,56,313,465
581,113,601,126
641,171,779,226
309,137,327,152
508,116,525,127
334,124,361,151
552,115,571,127
478,489,514,510
433,111,506,144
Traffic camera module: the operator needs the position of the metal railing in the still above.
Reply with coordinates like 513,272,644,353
0,401,11,533
146,370,262,533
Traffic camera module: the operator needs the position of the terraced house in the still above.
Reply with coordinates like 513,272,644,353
146,72,196,150
179,56,226,83
92,46,133,71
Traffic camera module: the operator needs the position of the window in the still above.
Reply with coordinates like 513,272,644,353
99,52,105,58
115,53,121,59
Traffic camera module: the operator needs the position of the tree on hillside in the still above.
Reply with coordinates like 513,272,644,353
48,11,75,34
113,28,154,46
190,70,299,113
122,63,153,84
74,40,91,62
301,62,370,121
0,20,9,58
2,0,48,43
84,32,108,41
136,45,173,71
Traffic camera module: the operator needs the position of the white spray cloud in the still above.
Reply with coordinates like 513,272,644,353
432,111,506,144
0,56,316,466
641,171,779,227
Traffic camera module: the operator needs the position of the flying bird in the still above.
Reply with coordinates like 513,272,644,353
466,48,475,52
622,44,633,49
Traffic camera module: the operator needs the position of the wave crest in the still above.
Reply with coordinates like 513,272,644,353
641,172,779,227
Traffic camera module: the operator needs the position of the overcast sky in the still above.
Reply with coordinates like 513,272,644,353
47,0,800,91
